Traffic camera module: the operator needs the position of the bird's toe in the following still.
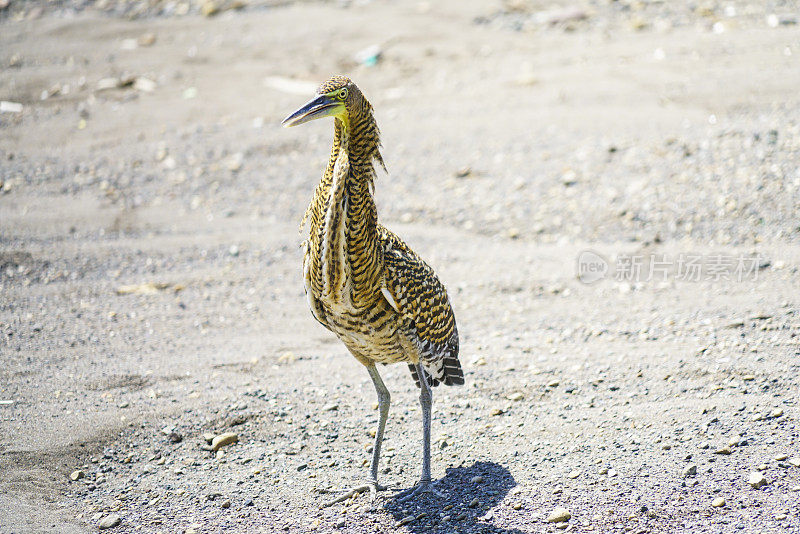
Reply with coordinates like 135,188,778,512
397,480,444,502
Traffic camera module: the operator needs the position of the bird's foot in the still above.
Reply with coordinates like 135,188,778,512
397,479,444,502
320,480,386,508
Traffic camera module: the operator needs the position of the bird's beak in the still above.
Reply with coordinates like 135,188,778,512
281,94,342,127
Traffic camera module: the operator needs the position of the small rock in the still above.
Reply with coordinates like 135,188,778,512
211,432,238,451
682,465,697,478
226,152,244,172
748,472,768,489
547,507,571,523
133,77,156,93
221,499,231,508
714,446,732,455
774,454,788,462
202,432,216,444
470,475,484,483
397,515,415,526
547,379,560,387
770,408,784,418
567,469,581,479
469,497,479,508
96,77,120,91
454,166,472,178
69,469,85,481
335,519,346,528
201,0,218,16
322,403,338,412
98,514,121,529
788,458,800,467
512,502,522,510
507,392,524,401
168,431,183,443
712,497,726,508
490,408,504,416
118,402,129,408
138,33,156,47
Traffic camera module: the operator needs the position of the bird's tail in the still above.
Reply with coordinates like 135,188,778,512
408,354,464,388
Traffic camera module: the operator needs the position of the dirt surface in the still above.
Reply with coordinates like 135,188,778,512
2,1,800,533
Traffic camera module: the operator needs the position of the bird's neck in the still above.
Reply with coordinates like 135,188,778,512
304,113,384,306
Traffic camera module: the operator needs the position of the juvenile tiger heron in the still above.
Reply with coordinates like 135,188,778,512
282,76,464,505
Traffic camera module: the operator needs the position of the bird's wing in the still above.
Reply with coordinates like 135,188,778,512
379,227,463,387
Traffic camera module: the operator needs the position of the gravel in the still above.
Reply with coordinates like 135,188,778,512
2,1,799,533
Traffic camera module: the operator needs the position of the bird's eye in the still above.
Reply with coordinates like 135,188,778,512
338,88,348,100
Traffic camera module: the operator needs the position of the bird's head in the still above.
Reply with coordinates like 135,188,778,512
281,75,368,129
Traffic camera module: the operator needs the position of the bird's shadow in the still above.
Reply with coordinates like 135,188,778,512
383,461,526,533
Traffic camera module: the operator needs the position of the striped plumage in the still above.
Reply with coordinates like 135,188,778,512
283,75,463,503
298,76,463,387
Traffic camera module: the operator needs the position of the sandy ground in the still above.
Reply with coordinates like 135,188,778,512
2,1,800,532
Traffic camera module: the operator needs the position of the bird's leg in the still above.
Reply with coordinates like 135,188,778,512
398,364,444,501
322,364,390,507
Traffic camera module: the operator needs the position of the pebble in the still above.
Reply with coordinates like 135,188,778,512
490,408,504,416
512,502,522,510
789,458,800,467
469,497,479,507
211,432,239,451
714,446,732,455
547,507,571,523
507,392,524,401
682,465,697,477
397,515,415,526
168,431,183,443
567,469,581,479
133,77,157,93
69,469,85,481
748,472,768,489
547,379,560,387
202,432,216,444
138,33,156,47
221,499,231,508
226,152,244,172
774,454,788,462
711,497,726,508
201,0,218,16
98,514,121,529
770,408,784,418
470,475,484,483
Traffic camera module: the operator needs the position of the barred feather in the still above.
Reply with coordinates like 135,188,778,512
298,75,463,389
